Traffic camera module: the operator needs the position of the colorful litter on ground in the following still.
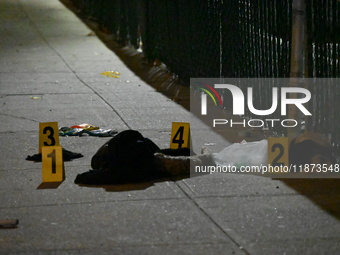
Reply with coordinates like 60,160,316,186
59,123,117,137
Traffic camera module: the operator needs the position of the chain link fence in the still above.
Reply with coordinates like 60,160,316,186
65,0,340,150
68,0,340,78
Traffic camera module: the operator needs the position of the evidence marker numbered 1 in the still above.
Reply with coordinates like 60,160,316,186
39,122,60,153
267,137,289,168
41,145,65,183
170,122,191,149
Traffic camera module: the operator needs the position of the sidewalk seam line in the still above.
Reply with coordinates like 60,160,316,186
18,1,131,129
174,182,250,255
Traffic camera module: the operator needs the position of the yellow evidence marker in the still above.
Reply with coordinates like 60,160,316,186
170,122,191,149
39,122,60,153
268,137,289,168
41,145,65,183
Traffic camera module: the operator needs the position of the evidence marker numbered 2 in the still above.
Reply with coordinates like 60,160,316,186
267,137,289,168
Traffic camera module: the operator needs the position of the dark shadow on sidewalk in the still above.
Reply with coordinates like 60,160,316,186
37,182,63,189
75,175,189,192
278,178,340,220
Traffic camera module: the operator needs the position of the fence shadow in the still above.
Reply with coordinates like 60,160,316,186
279,178,340,220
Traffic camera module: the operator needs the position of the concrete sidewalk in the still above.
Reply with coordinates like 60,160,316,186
0,0,339,254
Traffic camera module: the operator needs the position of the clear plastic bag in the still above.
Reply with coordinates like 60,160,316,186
213,140,268,168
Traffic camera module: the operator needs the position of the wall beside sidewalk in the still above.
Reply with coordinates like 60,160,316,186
61,0,340,151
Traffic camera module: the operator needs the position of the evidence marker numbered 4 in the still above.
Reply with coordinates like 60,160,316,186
170,122,191,149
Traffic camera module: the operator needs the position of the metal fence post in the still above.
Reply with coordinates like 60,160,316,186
288,0,307,139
